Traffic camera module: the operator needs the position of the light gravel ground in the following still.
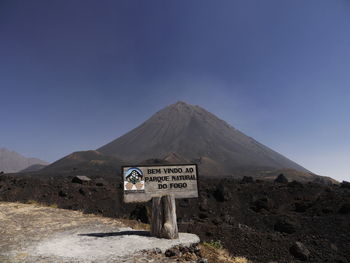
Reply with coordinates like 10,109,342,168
0,202,199,263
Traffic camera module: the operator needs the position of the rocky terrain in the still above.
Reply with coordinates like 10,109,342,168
0,173,349,263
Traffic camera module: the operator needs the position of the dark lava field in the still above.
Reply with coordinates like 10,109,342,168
0,173,349,263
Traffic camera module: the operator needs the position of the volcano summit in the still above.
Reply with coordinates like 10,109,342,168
98,101,308,177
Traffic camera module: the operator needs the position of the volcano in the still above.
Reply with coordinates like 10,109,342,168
98,102,308,176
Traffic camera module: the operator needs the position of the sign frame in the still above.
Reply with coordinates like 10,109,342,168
121,163,199,203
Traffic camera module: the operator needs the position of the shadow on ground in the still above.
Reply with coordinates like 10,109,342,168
79,230,150,238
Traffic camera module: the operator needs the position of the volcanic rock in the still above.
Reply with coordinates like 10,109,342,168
224,215,235,225
199,198,208,212
330,243,338,252
290,241,310,261
274,173,288,183
241,176,254,183
58,190,68,197
72,175,91,184
288,181,304,188
274,218,299,234
152,248,162,254
79,188,86,196
338,203,350,214
165,247,181,257
251,197,273,212
341,181,350,189
294,202,311,213
214,183,231,202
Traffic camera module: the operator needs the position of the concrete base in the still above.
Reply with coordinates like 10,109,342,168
26,227,200,262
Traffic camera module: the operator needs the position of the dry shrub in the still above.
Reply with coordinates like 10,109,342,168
119,218,150,230
26,200,58,208
26,199,40,205
200,243,253,263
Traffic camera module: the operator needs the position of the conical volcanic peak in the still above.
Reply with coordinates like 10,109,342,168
98,102,308,176
150,101,207,125
153,101,230,126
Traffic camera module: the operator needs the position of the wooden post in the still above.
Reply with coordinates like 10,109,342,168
150,195,179,239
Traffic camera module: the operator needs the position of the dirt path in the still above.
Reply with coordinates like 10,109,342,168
0,202,199,263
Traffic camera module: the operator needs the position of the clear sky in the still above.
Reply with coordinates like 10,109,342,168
1,0,349,181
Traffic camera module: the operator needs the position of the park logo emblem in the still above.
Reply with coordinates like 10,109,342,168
124,167,145,192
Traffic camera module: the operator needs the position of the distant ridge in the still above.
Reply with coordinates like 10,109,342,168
42,150,125,176
98,101,308,176
0,148,48,173
20,164,47,173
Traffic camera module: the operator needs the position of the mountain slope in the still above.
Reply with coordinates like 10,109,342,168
0,148,48,173
98,102,308,175
20,164,47,173
42,150,125,176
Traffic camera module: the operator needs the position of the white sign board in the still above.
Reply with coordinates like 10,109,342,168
122,164,198,203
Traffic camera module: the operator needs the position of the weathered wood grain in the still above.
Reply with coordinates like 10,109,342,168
150,195,178,239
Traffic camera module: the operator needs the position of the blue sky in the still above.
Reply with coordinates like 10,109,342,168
0,0,349,181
